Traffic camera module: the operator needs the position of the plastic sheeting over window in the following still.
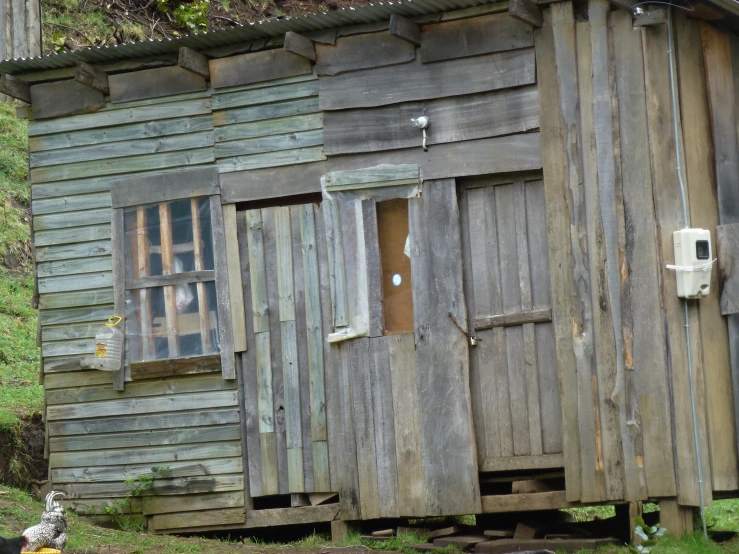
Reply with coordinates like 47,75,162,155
123,197,220,362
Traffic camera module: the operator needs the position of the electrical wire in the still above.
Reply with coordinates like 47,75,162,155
666,6,708,538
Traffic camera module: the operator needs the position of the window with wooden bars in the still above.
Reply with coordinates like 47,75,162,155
110,166,235,387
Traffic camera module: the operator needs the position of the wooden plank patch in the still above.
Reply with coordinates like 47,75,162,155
220,161,325,203
319,48,536,110
315,32,415,76
323,86,539,155
420,13,534,63
109,66,207,104
210,49,313,89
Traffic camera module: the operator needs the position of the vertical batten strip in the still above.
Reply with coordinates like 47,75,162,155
323,198,348,328
514,181,543,457
211,197,236,380
223,204,247,353
192,198,213,353
535,3,585,502
158,202,180,358
111,208,126,391
135,207,154,360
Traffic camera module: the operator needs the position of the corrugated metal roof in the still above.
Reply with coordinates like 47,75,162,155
0,0,498,74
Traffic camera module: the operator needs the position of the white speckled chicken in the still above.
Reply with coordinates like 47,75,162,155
22,492,68,552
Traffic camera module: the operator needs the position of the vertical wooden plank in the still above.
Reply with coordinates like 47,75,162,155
192,198,214,353
329,340,362,519
262,207,289,494
323,198,348,327
11,0,27,59
612,9,676,499
291,206,313,493
588,0,631,501
409,178,481,516
388,333,425,516
0,0,7,60
644,23,710,507
237,211,265,498
159,202,180,358
701,21,739,490
370,336,399,518
459,187,491,464
136,207,154,360
111,208,126,391
535,3,584,502
525,180,561,454
223,204,247,353
300,204,330,491
514,181,543,457
678,14,738,491
235,353,255,509
255,331,279,495
246,210,270,333
26,0,41,57
276,206,296,322
494,183,530,457
339,198,364,334
212,198,236,379
349,337,380,519
362,199,383,337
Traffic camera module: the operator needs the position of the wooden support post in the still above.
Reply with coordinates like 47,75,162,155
659,500,695,537
291,493,311,507
331,520,358,543
389,15,421,45
284,32,316,61
75,62,110,94
178,47,210,78
632,6,668,27
615,502,642,544
0,74,30,103
510,0,543,27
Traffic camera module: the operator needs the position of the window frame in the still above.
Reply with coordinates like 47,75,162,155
110,166,235,389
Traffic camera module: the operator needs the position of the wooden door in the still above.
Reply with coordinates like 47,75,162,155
459,174,563,473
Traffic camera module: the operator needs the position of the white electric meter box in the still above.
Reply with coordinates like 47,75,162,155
672,228,712,299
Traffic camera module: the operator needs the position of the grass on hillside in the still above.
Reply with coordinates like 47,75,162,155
0,100,42,432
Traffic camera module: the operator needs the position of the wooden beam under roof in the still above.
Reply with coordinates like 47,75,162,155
0,74,30,102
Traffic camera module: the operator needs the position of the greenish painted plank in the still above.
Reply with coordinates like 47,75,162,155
33,192,111,215
36,240,112,262
42,339,95,357
39,272,113,294
37,256,112,278
38,288,114,310
215,129,323,159
323,164,420,189
275,206,296,322
212,72,316,96
28,98,211,136
214,113,323,143
44,370,113,390
47,390,239,421
34,208,110,231
43,356,89,373
51,457,242,483
31,131,214,168
29,114,214,153
214,98,319,127
34,224,111,247
218,146,325,173
39,305,112,326
212,81,318,111
33,176,115,199
42,321,101,341
31,148,215,184
97,88,212,111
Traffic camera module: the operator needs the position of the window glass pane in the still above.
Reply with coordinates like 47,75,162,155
125,281,220,362
123,197,212,281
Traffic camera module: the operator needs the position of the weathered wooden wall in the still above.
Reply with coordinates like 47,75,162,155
537,0,736,507
1,0,41,60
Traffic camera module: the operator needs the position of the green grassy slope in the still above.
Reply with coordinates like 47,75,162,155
0,100,43,431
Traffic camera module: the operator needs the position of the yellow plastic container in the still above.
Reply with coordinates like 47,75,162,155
23,549,62,554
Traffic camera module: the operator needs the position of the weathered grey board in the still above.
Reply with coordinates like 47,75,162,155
34,225,111,247
315,32,415,76
44,370,113,390
36,240,110,265
28,98,211,137
58,474,244,498
38,256,111,278
39,272,112,294
215,113,322,143
210,49,313,89
409,179,481,516
31,131,214,168
220,161,325,203
109,66,207,104
39,305,113,326
29,115,214,153
420,13,534,63
151,508,246,532
34,208,110,231
33,192,111,216
218,146,326,173
323,86,539,155
214,98,319,127
212,80,318,111
215,129,323,158
110,166,219,208
48,407,240,436
319,48,536,110
327,133,542,180
30,80,106,120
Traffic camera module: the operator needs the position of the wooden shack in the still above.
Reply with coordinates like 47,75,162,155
3,0,739,536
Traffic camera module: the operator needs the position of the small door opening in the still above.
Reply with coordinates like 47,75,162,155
376,198,414,335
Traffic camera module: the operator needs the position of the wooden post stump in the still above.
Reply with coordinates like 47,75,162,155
331,520,358,542
615,502,642,544
659,499,696,537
